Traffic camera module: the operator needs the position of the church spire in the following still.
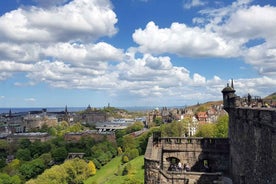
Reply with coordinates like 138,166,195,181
231,78,234,89
65,105,68,114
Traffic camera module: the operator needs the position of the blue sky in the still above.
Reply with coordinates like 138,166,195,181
0,0,275,108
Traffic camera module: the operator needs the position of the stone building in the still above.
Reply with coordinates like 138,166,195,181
222,82,276,184
144,136,229,184
7,132,51,143
78,105,107,125
64,130,116,143
144,82,276,184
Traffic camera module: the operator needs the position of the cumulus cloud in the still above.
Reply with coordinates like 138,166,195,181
132,1,276,77
0,43,41,62
26,60,118,89
132,21,238,57
42,42,124,66
0,61,33,80
0,0,117,43
0,0,275,106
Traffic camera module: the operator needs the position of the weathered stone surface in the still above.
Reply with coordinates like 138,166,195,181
144,137,229,184
228,108,276,184
145,88,276,184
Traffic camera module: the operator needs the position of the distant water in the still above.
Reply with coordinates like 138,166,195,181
0,107,86,114
0,106,155,114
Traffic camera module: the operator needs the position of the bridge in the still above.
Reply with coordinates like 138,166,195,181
96,124,127,132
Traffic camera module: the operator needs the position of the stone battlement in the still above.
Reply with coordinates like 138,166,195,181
144,136,229,184
144,83,275,184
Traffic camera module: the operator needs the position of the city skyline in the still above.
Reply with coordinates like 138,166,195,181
0,0,275,108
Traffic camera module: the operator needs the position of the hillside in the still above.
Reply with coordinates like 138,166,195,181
264,92,276,100
84,155,144,184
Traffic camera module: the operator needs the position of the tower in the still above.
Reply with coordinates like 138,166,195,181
221,81,236,111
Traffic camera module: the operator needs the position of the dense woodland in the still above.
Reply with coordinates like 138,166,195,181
0,106,228,183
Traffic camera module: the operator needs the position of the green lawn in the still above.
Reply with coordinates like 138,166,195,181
84,155,144,184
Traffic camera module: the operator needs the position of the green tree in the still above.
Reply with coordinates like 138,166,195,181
195,123,216,138
154,116,163,126
19,139,31,149
3,159,20,176
39,153,52,166
0,173,21,184
122,135,137,151
16,148,31,161
160,121,187,137
51,147,68,163
27,158,91,184
214,115,229,138
124,148,139,160
30,140,51,158
97,153,109,165
92,159,101,169
48,127,57,136
115,129,126,139
26,164,68,184
126,122,144,134
19,158,46,180
63,158,91,184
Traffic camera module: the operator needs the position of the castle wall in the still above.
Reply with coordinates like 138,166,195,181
144,136,161,184
228,107,276,184
64,131,116,143
160,138,229,173
144,137,229,184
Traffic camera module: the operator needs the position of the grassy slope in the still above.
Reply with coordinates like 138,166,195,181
84,155,144,184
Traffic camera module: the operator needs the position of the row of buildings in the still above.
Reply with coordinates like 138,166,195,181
146,103,227,136
0,105,146,143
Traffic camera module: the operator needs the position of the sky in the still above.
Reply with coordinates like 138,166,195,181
0,0,275,108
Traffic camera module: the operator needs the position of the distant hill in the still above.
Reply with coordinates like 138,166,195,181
186,100,223,113
264,92,276,100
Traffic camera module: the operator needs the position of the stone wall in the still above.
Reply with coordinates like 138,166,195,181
227,107,276,184
159,170,222,184
64,131,116,143
144,137,229,184
144,136,161,184
160,137,229,173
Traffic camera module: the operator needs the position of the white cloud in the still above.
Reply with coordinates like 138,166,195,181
0,0,274,106
133,21,238,57
26,60,118,89
0,43,41,62
193,73,206,86
132,2,276,77
0,61,33,80
183,0,206,9
0,0,117,43
42,42,124,66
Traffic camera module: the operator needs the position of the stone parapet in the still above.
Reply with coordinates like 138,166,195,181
228,107,276,184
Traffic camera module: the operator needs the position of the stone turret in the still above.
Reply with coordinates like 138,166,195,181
221,81,236,111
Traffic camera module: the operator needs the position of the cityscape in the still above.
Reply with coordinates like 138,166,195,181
0,0,276,183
